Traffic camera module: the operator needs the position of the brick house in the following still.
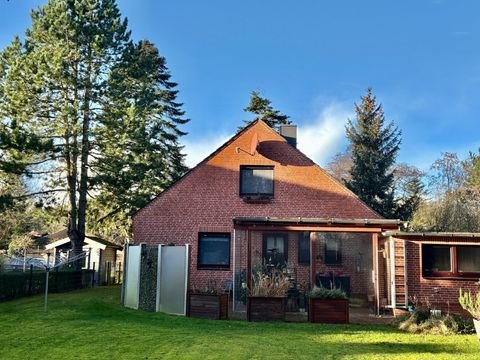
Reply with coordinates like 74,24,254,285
133,119,404,314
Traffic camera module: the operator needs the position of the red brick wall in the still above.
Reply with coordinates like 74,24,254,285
133,121,381,289
404,236,480,314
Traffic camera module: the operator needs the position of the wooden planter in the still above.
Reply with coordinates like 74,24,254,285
309,298,349,324
188,293,229,320
247,296,286,322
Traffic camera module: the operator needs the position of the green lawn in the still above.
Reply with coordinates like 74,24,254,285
0,287,478,360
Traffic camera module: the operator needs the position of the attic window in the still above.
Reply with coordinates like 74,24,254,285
240,165,274,197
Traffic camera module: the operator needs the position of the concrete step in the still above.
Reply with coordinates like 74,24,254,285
285,311,308,322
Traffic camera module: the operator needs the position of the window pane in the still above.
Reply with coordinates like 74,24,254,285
325,238,341,264
198,234,230,268
423,245,451,272
252,168,273,194
264,235,287,266
240,166,273,195
457,246,480,273
298,232,310,264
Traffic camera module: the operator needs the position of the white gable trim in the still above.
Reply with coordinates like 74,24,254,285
45,236,107,251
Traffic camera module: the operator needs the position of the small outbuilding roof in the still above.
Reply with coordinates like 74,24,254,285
44,229,122,251
383,231,480,238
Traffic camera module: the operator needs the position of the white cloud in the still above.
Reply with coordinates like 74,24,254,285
182,102,352,168
182,132,232,168
297,103,352,166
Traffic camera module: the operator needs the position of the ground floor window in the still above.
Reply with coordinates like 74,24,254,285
197,233,230,269
298,232,310,265
263,233,288,267
422,244,480,278
325,237,342,265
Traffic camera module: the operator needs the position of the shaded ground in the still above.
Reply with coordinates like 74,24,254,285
0,287,478,360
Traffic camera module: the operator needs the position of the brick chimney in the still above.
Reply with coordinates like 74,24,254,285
279,124,297,148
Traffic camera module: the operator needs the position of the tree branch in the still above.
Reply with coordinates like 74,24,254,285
13,189,67,199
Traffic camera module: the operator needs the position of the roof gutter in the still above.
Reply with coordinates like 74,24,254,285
234,216,402,227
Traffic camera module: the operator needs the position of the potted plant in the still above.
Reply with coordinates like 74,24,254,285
247,268,289,321
188,281,228,320
458,288,480,340
308,286,349,324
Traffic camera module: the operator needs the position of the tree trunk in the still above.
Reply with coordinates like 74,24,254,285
75,47,92,270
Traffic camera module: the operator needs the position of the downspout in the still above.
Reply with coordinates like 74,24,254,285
310,232,315,289
247,229,252,292
373,233,380,316
389,236,396,309
232,228,236,312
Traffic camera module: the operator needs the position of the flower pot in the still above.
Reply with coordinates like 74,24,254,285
188,293,229,320
309,298,349,324
474,319,480,341
247,296,286,322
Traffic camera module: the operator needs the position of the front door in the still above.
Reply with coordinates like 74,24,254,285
263,233,288,267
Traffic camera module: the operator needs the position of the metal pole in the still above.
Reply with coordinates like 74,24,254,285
373,233,380,316
232,228,236,312
28,264,33,296
44,269,49,313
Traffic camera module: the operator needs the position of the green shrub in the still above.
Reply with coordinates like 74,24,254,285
309,286,348,300
447,315,475,334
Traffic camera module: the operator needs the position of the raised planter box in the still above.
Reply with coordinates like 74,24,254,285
188,293,229,320
309,298,349,324
247,296,286,322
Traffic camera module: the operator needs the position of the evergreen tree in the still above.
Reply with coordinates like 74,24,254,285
0,1,187,256
346,88,401,218
89,39,188,243
242,91,290,130
393,164,424,221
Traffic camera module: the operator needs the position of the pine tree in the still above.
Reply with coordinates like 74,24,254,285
0,1,188,257
89,39,188,242
393,164,424,221
346,88,401,218
242,91,290,130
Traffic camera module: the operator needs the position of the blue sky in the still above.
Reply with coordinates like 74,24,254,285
1,0,479,170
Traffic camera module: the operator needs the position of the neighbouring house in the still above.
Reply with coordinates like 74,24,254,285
44,229,123,285
133,119,401,315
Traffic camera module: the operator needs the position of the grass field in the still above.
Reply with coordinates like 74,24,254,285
0,287,478,359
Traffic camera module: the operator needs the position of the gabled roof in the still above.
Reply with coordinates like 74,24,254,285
134,119,388,221
132,119,265,219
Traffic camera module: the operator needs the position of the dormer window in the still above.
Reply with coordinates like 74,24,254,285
240,165,274,198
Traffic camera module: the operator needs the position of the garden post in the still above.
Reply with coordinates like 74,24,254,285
28,264,33,296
